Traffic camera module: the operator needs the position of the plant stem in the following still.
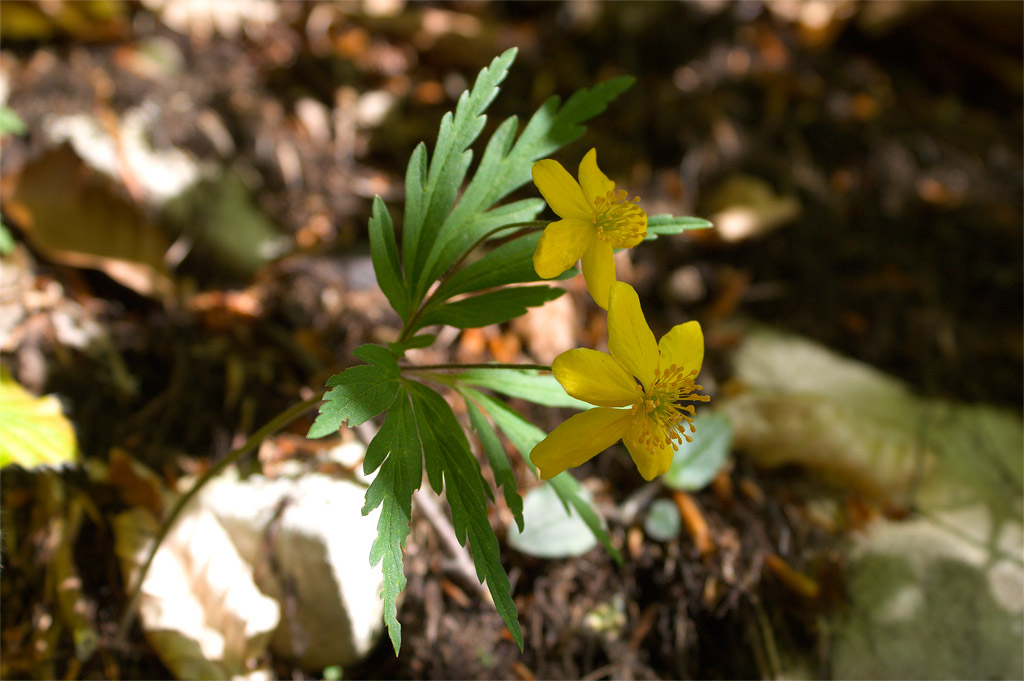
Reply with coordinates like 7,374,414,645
401,362,551,372
397,221,547,344
115,392,324,646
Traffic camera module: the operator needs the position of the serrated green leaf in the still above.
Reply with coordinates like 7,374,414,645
433,231,543,301
353,344,400,373
362,390,422,654
663,411,733,491
406,382,524,650
463,393,524,532
403,49,518,291
643,214,713,240
507,483,598,558
0,369,78,469
416,285,563,331
464,389,622,564
418,76,636,295
453,368,591,409
368,196,408,318
307,364,400,438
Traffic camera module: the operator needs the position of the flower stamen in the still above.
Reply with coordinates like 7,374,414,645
593,189,646,248
630,364,711,452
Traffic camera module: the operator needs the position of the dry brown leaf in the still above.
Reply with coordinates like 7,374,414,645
2,145,174,299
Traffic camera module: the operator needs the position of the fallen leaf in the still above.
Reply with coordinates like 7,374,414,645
0,368,77,469
2,144,174,298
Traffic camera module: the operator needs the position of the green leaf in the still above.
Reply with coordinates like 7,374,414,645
416,285,563,331
0,221,14,255
406,382,524,650
507,483,598,558
362,390,422,653
453,368,591,409
418,75,636,295
0,106,27,137
463,393,524,532
307,364,400,438
403,49,518,291
464,388,622,564
643,214,713,240
0,369,78,469
353,343,400,372
663,411,733,491
368,196,408,318
643,498,682,542
433,231,543,301
387,333,437,356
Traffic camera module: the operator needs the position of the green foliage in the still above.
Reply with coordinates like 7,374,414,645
307,345,400,438
507,483,599,558
460,387,622,564
306,47,718,653
464,396,525,532
644,214,713,240
643,498,682,542
453,368,592,409
362,391,421,654
415,285,564,331
0,106,26,137
405,383,523,650
0,368,78,469
663,411,733,491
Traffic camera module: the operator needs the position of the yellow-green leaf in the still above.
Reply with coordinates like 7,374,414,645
0,370,78,469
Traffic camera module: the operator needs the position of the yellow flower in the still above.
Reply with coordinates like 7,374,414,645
531,149,647,309
530,282,710,481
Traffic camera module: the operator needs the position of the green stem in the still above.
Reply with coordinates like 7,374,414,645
115,392,324,645
401,362,551,372
397,221,547,344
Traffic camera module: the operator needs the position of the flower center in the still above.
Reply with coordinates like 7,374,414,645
630,363,710,451
592,188,646,248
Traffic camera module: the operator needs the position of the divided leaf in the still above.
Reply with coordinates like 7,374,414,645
368,197,408,318
307,362,400,438
644,214,713,240
362,391,422,653
417,75,636,296
406,382,524,650
416,285,563,331
402,48,518,290
463,392,525,532
453,368,591,410
464,388,622,564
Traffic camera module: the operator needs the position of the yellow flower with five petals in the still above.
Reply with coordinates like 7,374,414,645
530,282,710,481
531,149,647,309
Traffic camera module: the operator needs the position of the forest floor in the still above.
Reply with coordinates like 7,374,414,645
1,1,1021,679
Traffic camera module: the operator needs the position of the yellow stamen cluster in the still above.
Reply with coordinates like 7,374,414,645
593,189,646,248
630,364,711,451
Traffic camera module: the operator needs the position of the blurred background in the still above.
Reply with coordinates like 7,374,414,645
1,1,1021,679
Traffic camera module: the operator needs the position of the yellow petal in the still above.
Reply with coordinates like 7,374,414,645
532,159,592,220
623,419,676,481
658,320,704,377
553,348,638,407
607,282,658,389
530,407,633,480
578,148,614,202
532,219,595,278
581,238,616,310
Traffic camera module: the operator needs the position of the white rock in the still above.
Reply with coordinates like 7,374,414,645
196,470,385,669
